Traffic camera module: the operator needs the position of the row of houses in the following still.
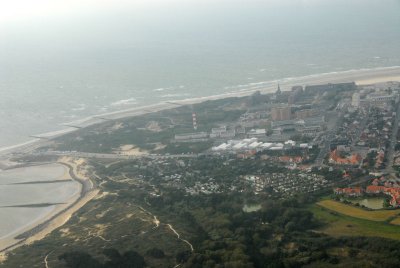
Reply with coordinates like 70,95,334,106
174,126,267,142
244,172,329,196
211,138,311,153
334,185,400,207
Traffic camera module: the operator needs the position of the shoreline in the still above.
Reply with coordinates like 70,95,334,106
0,159,98,255
1,66,400,159
0,66,400,258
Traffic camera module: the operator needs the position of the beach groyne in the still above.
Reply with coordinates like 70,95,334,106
0,161,97,254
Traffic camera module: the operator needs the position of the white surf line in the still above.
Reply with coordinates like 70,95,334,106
166,224,194,252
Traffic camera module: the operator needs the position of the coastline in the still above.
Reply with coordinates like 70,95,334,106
0,159,98,256
1,66,400,159
0,66,400,258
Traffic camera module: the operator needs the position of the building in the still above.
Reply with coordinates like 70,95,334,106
247,128,266,138
175,132,208,142
295,109,316,119
334,187,363,197
235,126,246,135
211,126,227,135
329,149,362,165
288,86,303,104
305,82,356,95
365,185,385,194
271,105,292,121
298,125,322,137
270,116,325,138
209,126,236,139
364,92,398,107
351,92,360,107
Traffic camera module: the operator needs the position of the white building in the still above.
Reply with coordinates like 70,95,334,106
247,129,266,138
352,92,360,107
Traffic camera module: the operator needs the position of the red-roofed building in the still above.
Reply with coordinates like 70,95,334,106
334,184,400,207
365,185,385,194
334,187,363,197
329,149,362,166
278,156,303,164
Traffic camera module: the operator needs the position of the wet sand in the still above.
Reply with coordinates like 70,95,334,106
0,160,96,254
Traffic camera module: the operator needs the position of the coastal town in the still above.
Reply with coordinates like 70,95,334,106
3,0,400,266
3,79,400,267
7,79,395,214
25,80,400,201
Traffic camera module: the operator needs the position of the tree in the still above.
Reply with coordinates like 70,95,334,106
58,251,101,268
146,248,165,258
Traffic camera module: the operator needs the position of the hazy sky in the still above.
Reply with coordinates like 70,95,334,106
2,0,391,25
1,0,399,54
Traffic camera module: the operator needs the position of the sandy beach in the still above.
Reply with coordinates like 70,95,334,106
1,66,400,160
0,159,98,256
0,66,400,258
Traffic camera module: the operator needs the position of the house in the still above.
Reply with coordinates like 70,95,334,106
334,187,363,197
365,185,385,194
278,156,303,164
329,149,362,165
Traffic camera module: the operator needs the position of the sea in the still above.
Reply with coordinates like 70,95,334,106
0,0,400,149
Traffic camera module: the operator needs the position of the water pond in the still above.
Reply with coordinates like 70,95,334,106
346,197,385,210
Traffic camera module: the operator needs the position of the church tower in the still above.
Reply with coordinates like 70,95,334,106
276,83,282,95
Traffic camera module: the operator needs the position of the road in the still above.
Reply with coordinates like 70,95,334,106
314,130,334,166
314,111,342,167
385,101,400,176
32,151,200,160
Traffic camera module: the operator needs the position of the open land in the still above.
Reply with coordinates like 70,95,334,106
310,204,400,240
316,200,400,222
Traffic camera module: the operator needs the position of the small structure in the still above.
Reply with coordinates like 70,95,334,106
174,132,208,142
247,128,266,138
329,149,362,166
333,187,363,197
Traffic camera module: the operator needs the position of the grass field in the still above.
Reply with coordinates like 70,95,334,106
310,200,400,240
316,200,399,221
389,217,400,225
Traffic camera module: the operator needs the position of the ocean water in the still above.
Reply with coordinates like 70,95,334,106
0,0,400,148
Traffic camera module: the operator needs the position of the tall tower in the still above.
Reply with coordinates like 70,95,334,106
192,112,198,130
276,83,282,95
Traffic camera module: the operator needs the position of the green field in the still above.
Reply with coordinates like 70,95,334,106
311,200,400,240
317,199,399,221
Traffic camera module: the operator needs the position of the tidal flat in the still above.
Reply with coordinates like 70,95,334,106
0,164,80,249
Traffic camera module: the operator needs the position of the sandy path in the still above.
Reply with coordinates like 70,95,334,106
166,224,194,252
44,250,54,268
